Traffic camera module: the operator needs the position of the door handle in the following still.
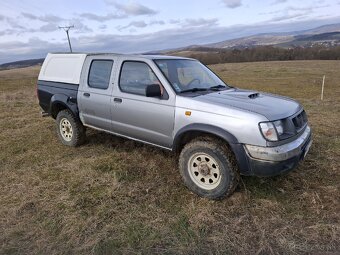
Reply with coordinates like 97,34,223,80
114,98,122,103
83,93,90,97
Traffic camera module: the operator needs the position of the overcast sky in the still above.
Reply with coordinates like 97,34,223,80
0,0,340,64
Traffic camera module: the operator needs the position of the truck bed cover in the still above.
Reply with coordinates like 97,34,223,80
38,53,87,84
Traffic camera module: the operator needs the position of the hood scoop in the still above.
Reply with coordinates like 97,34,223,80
248,92,260,99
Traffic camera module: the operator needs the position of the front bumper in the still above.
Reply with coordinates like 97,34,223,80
232,126,312,176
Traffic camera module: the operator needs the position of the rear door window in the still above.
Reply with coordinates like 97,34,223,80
88,60,113,89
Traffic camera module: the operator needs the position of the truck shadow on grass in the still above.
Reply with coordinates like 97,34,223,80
85,128,175,157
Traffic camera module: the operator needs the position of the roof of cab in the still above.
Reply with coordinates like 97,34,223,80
48,52,193,60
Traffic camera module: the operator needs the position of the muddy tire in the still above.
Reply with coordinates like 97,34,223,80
179,137,239,200
56,109,85,147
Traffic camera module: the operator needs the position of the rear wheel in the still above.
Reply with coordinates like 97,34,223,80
179,137,239,199
56,109,85,147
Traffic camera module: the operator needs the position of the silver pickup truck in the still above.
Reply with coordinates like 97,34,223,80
37,53,312,199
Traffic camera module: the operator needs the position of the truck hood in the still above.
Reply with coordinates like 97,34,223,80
195,88,301,120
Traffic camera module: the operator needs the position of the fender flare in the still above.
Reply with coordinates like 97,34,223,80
49,94,78,118
173,123,238,151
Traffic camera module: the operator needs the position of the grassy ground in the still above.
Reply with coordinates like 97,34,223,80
0,61,339,254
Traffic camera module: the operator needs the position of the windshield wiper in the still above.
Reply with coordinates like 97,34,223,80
179,88,208,93
209,85,227,90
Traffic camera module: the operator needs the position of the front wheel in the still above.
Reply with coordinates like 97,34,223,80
56,109,85,147
179,137,239,200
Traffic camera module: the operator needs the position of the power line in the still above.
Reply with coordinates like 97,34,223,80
58,25,74,53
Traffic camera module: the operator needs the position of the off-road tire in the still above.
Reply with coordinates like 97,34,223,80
179,137,239,200
56,109,85,147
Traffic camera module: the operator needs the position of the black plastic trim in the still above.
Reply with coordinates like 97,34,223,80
246,133,311,176
173,124,238,149
247,155,300,176
238,132,311,176
229,143,253,175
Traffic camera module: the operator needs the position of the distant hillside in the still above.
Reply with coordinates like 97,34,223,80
278,31,340,48
204,24,340,49
206,34,294,49
301,23,340,35
150,23,337,53
0,58,44,70
164,23,340,65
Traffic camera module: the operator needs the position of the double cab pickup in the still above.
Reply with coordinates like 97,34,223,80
37,53,312,199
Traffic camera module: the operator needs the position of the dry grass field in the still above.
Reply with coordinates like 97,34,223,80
0,60,339,254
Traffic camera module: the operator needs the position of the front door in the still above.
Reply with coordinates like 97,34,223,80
111,59,175,148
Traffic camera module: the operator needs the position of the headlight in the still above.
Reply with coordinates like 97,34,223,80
259,120,285,141
273,120,283,135
259,122,278,141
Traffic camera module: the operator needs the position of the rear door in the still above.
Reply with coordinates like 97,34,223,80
78,55,117,131
110,57,176,149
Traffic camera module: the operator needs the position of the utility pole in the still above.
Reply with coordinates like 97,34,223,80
58,25,74,52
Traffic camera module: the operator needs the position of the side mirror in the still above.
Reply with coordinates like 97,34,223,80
145,84,162,97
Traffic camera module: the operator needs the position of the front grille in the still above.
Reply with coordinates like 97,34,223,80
292,110,307,131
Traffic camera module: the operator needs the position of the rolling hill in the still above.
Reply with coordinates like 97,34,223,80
0,58,44,70
204,23,340,49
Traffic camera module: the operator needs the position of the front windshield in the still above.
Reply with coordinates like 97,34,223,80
154,59,229,93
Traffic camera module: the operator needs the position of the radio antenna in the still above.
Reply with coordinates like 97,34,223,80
58,25,74,52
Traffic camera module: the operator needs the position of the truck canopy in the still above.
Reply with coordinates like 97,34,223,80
38,53,87,84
